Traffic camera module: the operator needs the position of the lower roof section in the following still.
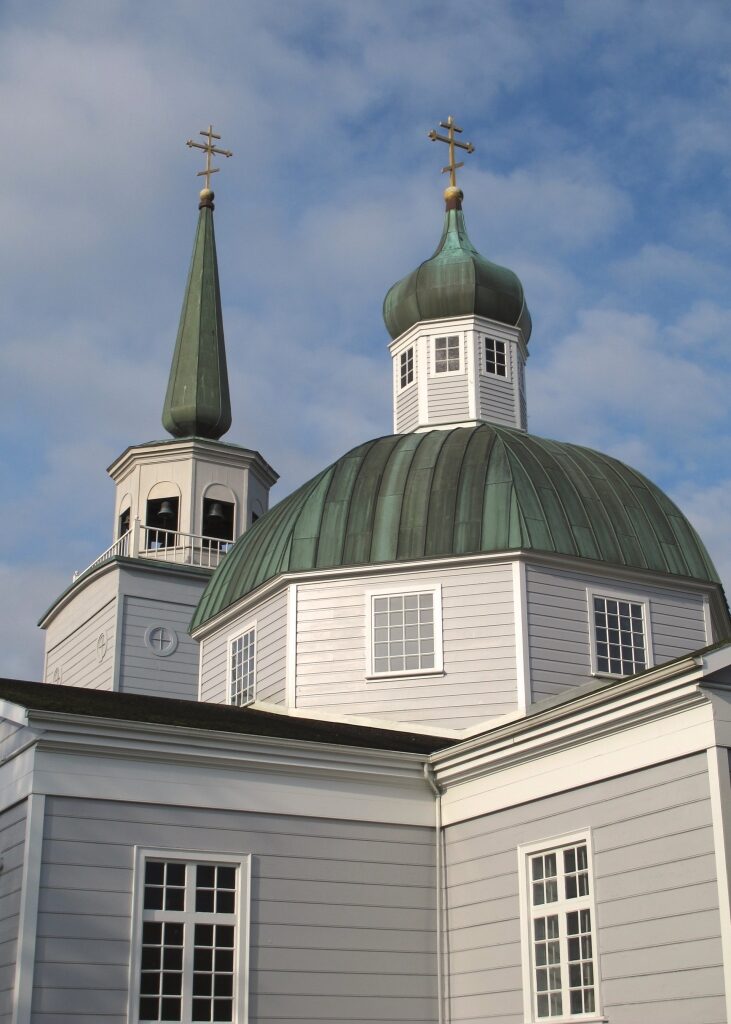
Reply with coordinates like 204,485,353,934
0,678,454,755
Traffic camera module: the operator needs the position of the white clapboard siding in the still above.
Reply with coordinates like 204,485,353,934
118,596,199,700
45,598,116,691
199,589,288,705
296,562,517,727
396,383,419,433
525,564,709,702
34,795,436,1024
0,799,26,1024
427,374,470,423
444,752,724,1024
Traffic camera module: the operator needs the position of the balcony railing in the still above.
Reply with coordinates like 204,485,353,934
73,520,233,580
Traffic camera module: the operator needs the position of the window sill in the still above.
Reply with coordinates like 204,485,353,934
528,1017,608,1024
591,668,651,680
366,669,445,682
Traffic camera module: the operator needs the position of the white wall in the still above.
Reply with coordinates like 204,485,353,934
199,589,288,705
525,563,710,702
445,752,725,1024
33,795,436,1023
294,562,517,727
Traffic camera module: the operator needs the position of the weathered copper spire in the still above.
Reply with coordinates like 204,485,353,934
162,127,233,440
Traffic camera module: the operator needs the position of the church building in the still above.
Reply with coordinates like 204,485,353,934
1,119,730,1024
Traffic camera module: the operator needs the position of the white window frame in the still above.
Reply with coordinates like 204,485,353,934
517,831,605,1024
399,345,416,390
587,587,653,679
365,583,444,679
128,847,251,1024
431,334,463,376
228,623,257,706
483,336,510,379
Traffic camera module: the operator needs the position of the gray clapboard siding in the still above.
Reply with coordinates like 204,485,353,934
0,799,26,1024
34,795,436,1024
478,373,515,427
118,595,199,699
525,563,709,702
199,589,288,705
444,752,724,1024
396,382,419,433
45,598,116,691
427,371,470,424
295,562,517,727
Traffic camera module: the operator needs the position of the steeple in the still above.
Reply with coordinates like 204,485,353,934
162,126,233,440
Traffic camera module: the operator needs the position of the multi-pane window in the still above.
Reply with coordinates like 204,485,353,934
526,840,598,1020
371,592,436,674
230,629,256,705
485,337,507,376
434,335,460,373
592,595,646,676
137,858,241,1024
400,347,414,388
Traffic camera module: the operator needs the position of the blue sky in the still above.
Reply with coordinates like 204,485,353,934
0,0,729,677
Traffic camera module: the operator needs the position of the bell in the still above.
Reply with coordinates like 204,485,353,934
158,499,175,520
207,501,225,521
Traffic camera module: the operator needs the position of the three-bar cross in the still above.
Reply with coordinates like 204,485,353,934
186,125,233,190
428,116,475,188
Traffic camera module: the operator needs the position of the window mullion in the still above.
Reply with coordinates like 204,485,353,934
557,898,571,1020
182,872,196,1021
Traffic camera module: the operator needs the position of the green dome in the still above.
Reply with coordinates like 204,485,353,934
383,196,532,341
192,424,720,630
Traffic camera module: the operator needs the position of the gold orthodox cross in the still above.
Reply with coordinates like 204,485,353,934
428,116,475,188
186,125,233,190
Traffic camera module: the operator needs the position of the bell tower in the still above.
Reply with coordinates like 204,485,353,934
40,126,278,700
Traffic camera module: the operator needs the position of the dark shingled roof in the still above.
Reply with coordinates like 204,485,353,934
192,423,721,630
0,678,455,755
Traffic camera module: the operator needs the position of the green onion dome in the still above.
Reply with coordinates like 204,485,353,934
191,423,720,630
383,189,532,341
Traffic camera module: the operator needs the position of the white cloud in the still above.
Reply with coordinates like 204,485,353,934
0,563,66,680
673,478,731,587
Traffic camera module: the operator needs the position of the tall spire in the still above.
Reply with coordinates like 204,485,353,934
162,126,233,440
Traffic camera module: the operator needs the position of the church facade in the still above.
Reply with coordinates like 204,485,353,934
1,123,730,1024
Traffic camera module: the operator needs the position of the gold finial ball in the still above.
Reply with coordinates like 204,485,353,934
199,188,215,202
444,185,463,202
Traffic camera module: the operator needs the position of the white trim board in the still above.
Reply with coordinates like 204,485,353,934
128,847,251,1024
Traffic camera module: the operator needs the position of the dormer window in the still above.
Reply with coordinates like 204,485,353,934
434,335,460,373
400,347,414,389
485,337,507,377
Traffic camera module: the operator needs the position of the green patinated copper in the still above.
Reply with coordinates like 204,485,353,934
191,423,720,629
382,202,532,341
162,203,232,440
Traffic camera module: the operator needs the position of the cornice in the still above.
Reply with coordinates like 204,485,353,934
38,556,212,628
388,313,529,360
431,655,713,789
108,437,278,486
25,708,429,785
193,545,724,641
